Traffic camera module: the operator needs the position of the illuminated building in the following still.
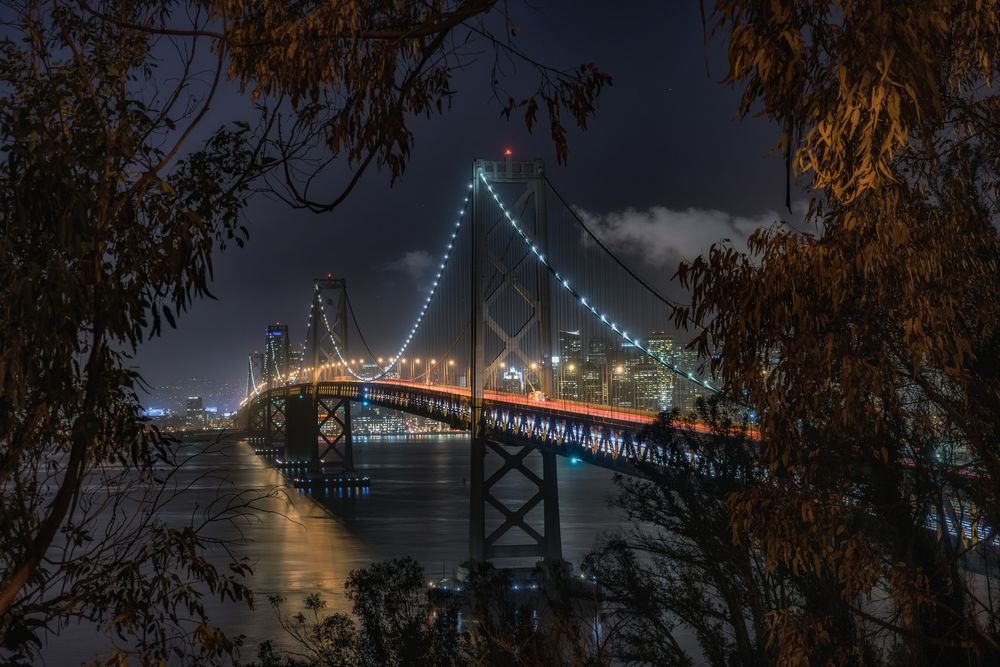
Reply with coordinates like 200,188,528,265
185,396,205,427
264,323,290,386
644,332,675,412
557,330,582,399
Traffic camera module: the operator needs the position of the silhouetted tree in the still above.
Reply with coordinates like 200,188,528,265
673,2,1000,662
0,1,608,660
254,558,464,667
587,399,877,666
254,559,609,666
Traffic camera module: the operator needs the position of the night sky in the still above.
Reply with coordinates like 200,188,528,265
136,2,790,410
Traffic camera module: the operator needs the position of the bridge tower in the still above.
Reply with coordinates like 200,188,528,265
286,278,354,471
469,156,562,565
260,325,290,440
245,352,263,400
309,277,348,382
245,352,267,438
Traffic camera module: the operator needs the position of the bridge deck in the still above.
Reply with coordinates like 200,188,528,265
241,378,727,474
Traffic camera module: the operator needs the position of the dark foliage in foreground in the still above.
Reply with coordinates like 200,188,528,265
588,397,1000,666
245,558,609,667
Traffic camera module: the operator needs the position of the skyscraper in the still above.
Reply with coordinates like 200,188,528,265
558,330,583,363
586,336,611,369
672,345,705,414
185,396,204,427
645,332,675,412
581,361,606,404
264,323,290,386
557,330,583,399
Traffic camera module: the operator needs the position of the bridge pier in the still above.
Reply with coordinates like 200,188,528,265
284,391,317,465
317,395,354,472
247,396,269,441
469,439,563,565
283,390,354,472
266,394,287,442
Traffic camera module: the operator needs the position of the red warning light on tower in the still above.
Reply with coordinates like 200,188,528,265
503,147,513,158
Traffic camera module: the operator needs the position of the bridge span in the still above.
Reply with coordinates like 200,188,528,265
236,377,713,565
235,156,721,567
239,378,715,473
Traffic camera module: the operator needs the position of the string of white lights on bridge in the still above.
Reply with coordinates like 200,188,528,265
477,171,718,394
248,354,260,396
309,180,473,382
244,171,718,400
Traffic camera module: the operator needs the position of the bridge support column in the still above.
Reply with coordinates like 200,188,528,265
317,395,354,472
469,439,563,565
541,450,563,562
285,392,320,466
469,438,486,562
266,395,287,442
247,397,268,441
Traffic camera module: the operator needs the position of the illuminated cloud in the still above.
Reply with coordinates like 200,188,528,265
575,205,784,267
382,250,434,288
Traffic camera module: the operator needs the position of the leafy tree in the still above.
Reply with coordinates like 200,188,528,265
0,1,608,660
254,558,608,667
462,562,606,666
587,400,879,667
674,1,1000,662
254,558,464,667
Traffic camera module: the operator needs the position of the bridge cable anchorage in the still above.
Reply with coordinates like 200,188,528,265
478,172,718,394
315,180,474,382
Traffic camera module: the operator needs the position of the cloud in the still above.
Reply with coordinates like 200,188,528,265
575,205,782,267
382,250,434,288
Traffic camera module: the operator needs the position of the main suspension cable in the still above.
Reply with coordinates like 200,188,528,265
480,172,718,394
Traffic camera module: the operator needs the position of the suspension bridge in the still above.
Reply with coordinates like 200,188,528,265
234,156,720,566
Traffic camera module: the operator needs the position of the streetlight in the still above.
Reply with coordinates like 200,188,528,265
429,359,437,384
448,359,455,385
